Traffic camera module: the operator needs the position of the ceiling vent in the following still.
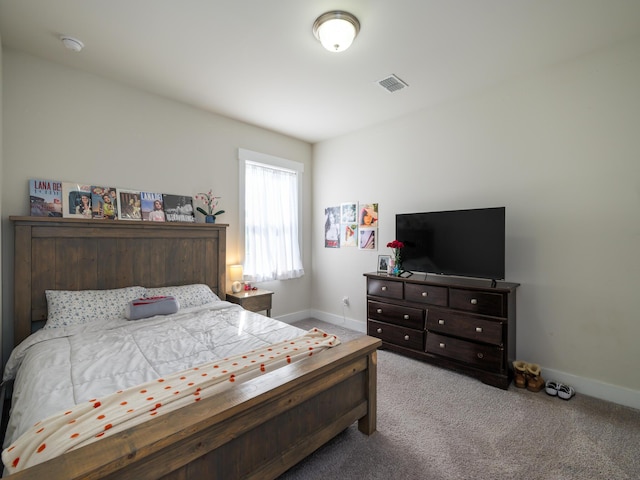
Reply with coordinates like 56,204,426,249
376,74,408,93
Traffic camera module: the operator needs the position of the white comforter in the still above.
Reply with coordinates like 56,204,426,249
2,301,307,449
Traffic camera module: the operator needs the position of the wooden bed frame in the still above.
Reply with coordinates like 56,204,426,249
6,216,381,479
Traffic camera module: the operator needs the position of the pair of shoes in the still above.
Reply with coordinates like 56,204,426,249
512,361,545,392
512,360,528,388
545,380,575,400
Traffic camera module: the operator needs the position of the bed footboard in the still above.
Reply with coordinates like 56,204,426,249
6,335,381,480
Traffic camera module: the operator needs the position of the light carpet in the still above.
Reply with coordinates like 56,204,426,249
280,319,640,480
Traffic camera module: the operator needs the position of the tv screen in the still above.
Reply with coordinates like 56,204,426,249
395,207,505,280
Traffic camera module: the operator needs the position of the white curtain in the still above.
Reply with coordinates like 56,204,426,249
244,161,304,282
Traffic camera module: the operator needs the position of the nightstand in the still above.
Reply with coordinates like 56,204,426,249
226,289,273,317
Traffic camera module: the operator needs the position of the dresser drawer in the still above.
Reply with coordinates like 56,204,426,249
426,308,503,346
405,283,448,306
368,320,424,351
426,333,503,371
449,288,506,317
367,278,403,300
368,301,424,330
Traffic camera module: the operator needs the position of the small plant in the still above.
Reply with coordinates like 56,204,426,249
195,190,225,217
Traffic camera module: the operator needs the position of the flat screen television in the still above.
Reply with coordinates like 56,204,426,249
395,207,505,280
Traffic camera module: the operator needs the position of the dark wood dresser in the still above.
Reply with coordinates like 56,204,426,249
364,272,519,389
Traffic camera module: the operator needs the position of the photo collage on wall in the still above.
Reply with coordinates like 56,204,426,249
324,202,378,250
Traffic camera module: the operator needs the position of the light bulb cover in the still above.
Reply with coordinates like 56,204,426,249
313,11,360,52
60,36,84,52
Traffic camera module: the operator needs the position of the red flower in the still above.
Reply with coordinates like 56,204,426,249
386,240,404,249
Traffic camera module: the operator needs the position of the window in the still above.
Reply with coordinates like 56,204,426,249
238,149,304,282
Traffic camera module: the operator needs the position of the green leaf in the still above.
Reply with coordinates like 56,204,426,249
213,210,225,216
196,207,209,216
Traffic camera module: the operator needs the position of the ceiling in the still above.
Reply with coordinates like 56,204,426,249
1,0,640,144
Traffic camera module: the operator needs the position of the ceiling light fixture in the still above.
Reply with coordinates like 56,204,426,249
312,11,360,53
60,35,84,52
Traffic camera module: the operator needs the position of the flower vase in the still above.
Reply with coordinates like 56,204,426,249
392,254,401,276
205,215,216,223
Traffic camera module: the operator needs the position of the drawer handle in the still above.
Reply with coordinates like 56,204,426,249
470,298,478,305
439,342,446,348
438,319,445,325
376,308,383,314
477,353,484,359
421,291,428,297
377,328,383,334
381,286,387,291
475,327,483,333
403,314,410,320
404,335,410,341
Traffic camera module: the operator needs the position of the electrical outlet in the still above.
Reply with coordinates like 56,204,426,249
342,296,349,306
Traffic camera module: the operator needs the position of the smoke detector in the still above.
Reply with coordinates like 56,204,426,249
376,74,408,93
60,36,84,52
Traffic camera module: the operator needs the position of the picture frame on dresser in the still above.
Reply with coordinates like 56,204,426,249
377,255,390,273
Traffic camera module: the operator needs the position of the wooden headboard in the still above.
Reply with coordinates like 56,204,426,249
10,216,227,346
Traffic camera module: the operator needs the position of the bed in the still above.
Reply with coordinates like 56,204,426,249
3,216,381,479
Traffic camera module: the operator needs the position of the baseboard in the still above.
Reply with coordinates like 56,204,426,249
307,309,367,333
541,367,640,411
275,309,367,333
273,309,315,325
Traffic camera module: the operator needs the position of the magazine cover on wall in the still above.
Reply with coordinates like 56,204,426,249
62,182,92,219
339,202,358,247
359,228,377,250
117,189,142,220
29,179,63,217
359,203,379,228
340,202,357,224
90,186,118,219
341,223,358,247
324,206,340,248
163,194,195,222
141,192,166,221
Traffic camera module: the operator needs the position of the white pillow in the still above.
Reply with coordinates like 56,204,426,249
144,284,220,309
45,286,146,328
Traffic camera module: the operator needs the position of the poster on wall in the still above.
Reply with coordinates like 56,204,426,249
359,203,378,228
340,202,357,224
359,228,377,250
324,206,340,248
341,223,358,247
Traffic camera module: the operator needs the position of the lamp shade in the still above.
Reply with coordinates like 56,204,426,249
230,264,243,282
313,11,360,52
230,265,243,293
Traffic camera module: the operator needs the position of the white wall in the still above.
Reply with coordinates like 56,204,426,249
311,36,640,409
1,49,314,360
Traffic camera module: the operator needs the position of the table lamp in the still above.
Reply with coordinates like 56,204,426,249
230,265,244,293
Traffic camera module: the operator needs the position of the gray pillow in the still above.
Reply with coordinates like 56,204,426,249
125,296,179,320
